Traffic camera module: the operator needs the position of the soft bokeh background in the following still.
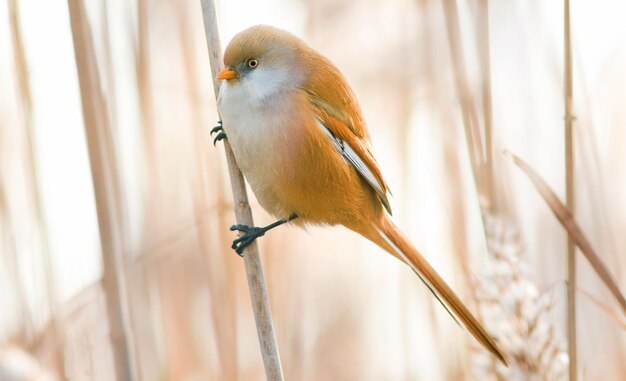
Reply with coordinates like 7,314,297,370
1,0,625,380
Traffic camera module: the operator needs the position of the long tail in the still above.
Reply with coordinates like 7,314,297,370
372,216,507,365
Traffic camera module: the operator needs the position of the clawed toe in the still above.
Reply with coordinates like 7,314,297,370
210,121,227,145
213,132,227,145
210,120,223,135
230,225,266,256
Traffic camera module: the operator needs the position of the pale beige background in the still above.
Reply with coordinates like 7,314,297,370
1,0,625,380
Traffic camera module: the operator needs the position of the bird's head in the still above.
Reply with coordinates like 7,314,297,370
217,25,308,101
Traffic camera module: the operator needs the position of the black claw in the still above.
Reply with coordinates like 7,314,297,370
211,121,225,144
230,225,266,256
213,132,227,146
210,121,223,136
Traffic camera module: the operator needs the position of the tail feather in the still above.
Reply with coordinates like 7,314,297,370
375,217,507,365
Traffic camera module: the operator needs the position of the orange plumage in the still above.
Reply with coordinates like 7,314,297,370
217,25,507,365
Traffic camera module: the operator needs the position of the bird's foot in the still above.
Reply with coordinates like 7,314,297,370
229,214,298,256
210,120,227,145
230,225,268,256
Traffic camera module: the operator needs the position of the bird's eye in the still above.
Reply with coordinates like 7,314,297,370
247,59,259,69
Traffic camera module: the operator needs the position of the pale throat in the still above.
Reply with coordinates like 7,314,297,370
217,68,304,178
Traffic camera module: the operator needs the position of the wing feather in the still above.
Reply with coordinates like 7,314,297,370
315,116,392,215
302,50,392,214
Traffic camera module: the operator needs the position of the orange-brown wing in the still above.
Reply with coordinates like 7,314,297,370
302,50,392,214
302,50,370,140
313,109,393,215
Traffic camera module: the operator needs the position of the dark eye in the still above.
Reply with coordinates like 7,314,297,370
247,59,259,69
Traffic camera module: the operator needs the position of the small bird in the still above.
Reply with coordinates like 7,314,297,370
214,25,506,364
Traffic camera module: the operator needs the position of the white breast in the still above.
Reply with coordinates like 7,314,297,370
217,76,298,216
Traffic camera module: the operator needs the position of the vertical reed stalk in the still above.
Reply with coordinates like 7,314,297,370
67,1,137,379
441,0,492,287
441,3,500,372
442,0,485,197
477,0,495,213
564,0,577,379
198,1,285,380
8,0,64,373
135,0,162,219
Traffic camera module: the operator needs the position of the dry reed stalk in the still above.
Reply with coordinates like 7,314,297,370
473,216,567,381
439,0,477,287
100,3,165,378
442,0,486,202
506,151,626,317
175,5,239,379
440,3,502,372
198,1,285,380
440,0,500,328
441,0,498,273
477,0,495,213
67,0,138,379
563,1,577,379
134,0,162,224
7,0,65,373
3,0,33,344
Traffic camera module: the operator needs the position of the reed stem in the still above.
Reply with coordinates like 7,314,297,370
198,1,285,380
564,0,577,379
478,0,495,213
67,0,138,379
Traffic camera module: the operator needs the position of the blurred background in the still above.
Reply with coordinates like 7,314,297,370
1,0,625,380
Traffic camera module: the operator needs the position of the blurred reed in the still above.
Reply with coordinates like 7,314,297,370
67,0,137,379
442,0,485,197
559,2,577,380
7,0,64,375
440,0,495,361
563,0,578,379
477,0,495,213
506,151,626,317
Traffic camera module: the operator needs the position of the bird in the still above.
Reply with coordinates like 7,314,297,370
213,24,507,365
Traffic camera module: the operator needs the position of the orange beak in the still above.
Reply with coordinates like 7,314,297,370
217,67,238,80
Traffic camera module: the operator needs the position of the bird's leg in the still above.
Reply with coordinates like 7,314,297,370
210,120,227,145
230,214,298,256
